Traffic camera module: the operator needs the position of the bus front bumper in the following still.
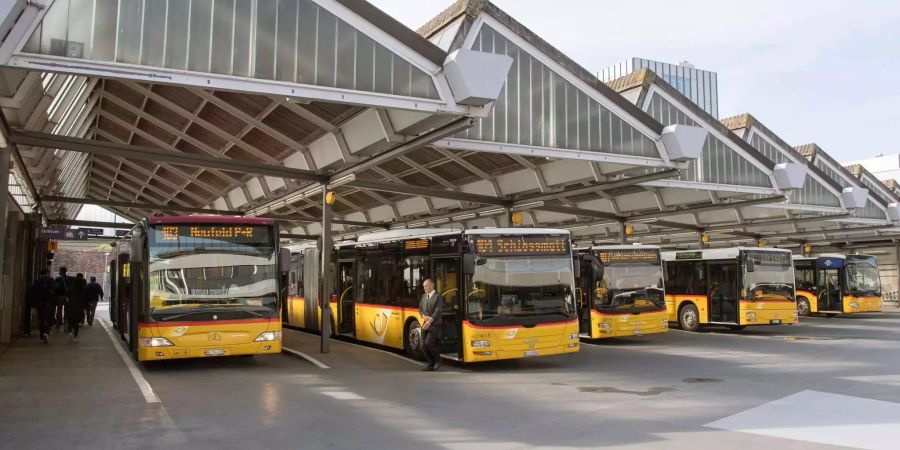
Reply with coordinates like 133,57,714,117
591,310,669,338
138,341,282,361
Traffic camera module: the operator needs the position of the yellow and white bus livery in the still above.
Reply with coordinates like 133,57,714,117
661,247,798,331
793,254,882,316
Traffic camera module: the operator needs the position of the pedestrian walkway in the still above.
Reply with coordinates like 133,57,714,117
0,305,183,448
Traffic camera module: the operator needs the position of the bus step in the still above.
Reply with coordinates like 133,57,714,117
579,333,591,338
440,353,461,361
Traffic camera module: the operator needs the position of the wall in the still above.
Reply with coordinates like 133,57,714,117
50,249,111,298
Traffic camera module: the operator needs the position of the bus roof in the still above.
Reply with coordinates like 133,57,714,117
793,253,846,261
661,246,792,261
148,215,273,225
352,227,570,246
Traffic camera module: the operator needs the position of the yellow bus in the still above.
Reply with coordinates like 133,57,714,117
112,216,285,361
661,247,798,331
286,228,580,363
793,254,882,316
575,245,668,338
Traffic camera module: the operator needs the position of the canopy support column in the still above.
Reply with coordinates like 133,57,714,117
0,142,10,275
320,186,333,354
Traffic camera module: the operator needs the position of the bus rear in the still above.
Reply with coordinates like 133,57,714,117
462,230,579,362
136,217,282,361
579,246,668,338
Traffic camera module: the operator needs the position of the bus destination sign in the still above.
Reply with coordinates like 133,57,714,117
675,251,703,260
473,236,569,257
597,249,660,264
158,225,261,242
404,239,430,251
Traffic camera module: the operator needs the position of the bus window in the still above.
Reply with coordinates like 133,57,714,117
400,256,429,308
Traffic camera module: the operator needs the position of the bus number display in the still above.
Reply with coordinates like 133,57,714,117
598,249,660,264
404,239,429,250
473,236,568,256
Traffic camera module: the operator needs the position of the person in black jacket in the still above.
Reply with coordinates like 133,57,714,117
66,274,87,342
418,279,444,372
31,269,57,344
85,276,104,326
55,267,71,330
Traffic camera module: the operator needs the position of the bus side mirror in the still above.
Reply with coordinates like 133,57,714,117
746,259,756,272
280,248,292,274
463,254,476,275
573,257,581,274
129,230,143,263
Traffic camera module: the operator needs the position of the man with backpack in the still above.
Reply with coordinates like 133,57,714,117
55,267,71,331
85,276,104,326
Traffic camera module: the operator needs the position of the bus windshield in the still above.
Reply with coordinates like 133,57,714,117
466,256,575,324
742,250,794,301
846,256,881,296
148,224,278,322
596,263,665,311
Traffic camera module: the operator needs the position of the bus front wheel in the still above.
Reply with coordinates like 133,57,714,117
797,298,811,317
405,321,424,359
679,304,700,332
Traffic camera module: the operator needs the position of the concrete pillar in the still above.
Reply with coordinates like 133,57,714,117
0,144,9,277
320,186,333,354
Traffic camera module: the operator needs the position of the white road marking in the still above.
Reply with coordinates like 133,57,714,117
706,390,900,450
98,318,161,403
320,390,365,400
284,328,425,366
282,346,330,369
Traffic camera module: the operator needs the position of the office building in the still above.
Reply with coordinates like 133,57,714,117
600,57,718,117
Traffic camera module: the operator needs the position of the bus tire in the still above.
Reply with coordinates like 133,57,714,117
678,303,700,332
797,297,811,317
405,320,424,359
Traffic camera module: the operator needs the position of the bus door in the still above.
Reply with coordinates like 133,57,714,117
816,268,842,312
578,254,602,335
707,262,739,323
337,260,355,335
433,257,461,355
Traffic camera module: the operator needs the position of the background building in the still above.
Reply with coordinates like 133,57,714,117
600,57,719,118
845,154,900,183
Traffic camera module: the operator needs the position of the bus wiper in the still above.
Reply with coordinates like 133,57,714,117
158,310,204,322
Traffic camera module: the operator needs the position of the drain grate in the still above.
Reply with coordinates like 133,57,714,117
683,377,722,384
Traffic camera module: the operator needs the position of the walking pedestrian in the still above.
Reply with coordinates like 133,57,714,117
418,279,444,371
66,274,87,343
85,276,103,326
31,269,57,344
54,267,71,331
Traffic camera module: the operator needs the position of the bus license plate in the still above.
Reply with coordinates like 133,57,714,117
204,349,225,356
524,350,539,357
771,319,781,324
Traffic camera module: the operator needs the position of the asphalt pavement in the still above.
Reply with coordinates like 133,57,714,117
2,304,898,449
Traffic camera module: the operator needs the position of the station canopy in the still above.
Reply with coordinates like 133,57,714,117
0,0,897,251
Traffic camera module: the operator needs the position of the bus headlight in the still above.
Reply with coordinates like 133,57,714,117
471,340,490,348
254,331,282,342
598,323,611,329
568,333,578,340
849,302,860,309
140,337,174,347
746,312,757,319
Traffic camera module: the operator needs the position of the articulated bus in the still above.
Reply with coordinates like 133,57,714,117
286,228,580,363
794,254,882,316
661,247,798,331
111,216,285,361
575,245,668,338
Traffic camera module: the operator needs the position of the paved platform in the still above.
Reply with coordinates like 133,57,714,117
1,305,899,449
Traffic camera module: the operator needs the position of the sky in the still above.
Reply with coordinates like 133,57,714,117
370,0,900,164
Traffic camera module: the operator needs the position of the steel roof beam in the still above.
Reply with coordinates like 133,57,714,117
9,130,328,182
40,195,235,216
625,195,788,221
704,213,853,232
512,168,681,203
260,213,388,229
345,179,511,206
46,219,134,229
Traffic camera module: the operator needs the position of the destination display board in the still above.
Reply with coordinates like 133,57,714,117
404,239,430,251
597,249,660,265
743,250,791,267
473,235,569,257
675,251,702,260
152,224,271,244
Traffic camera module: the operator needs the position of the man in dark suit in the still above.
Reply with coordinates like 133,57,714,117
419,279,443,371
